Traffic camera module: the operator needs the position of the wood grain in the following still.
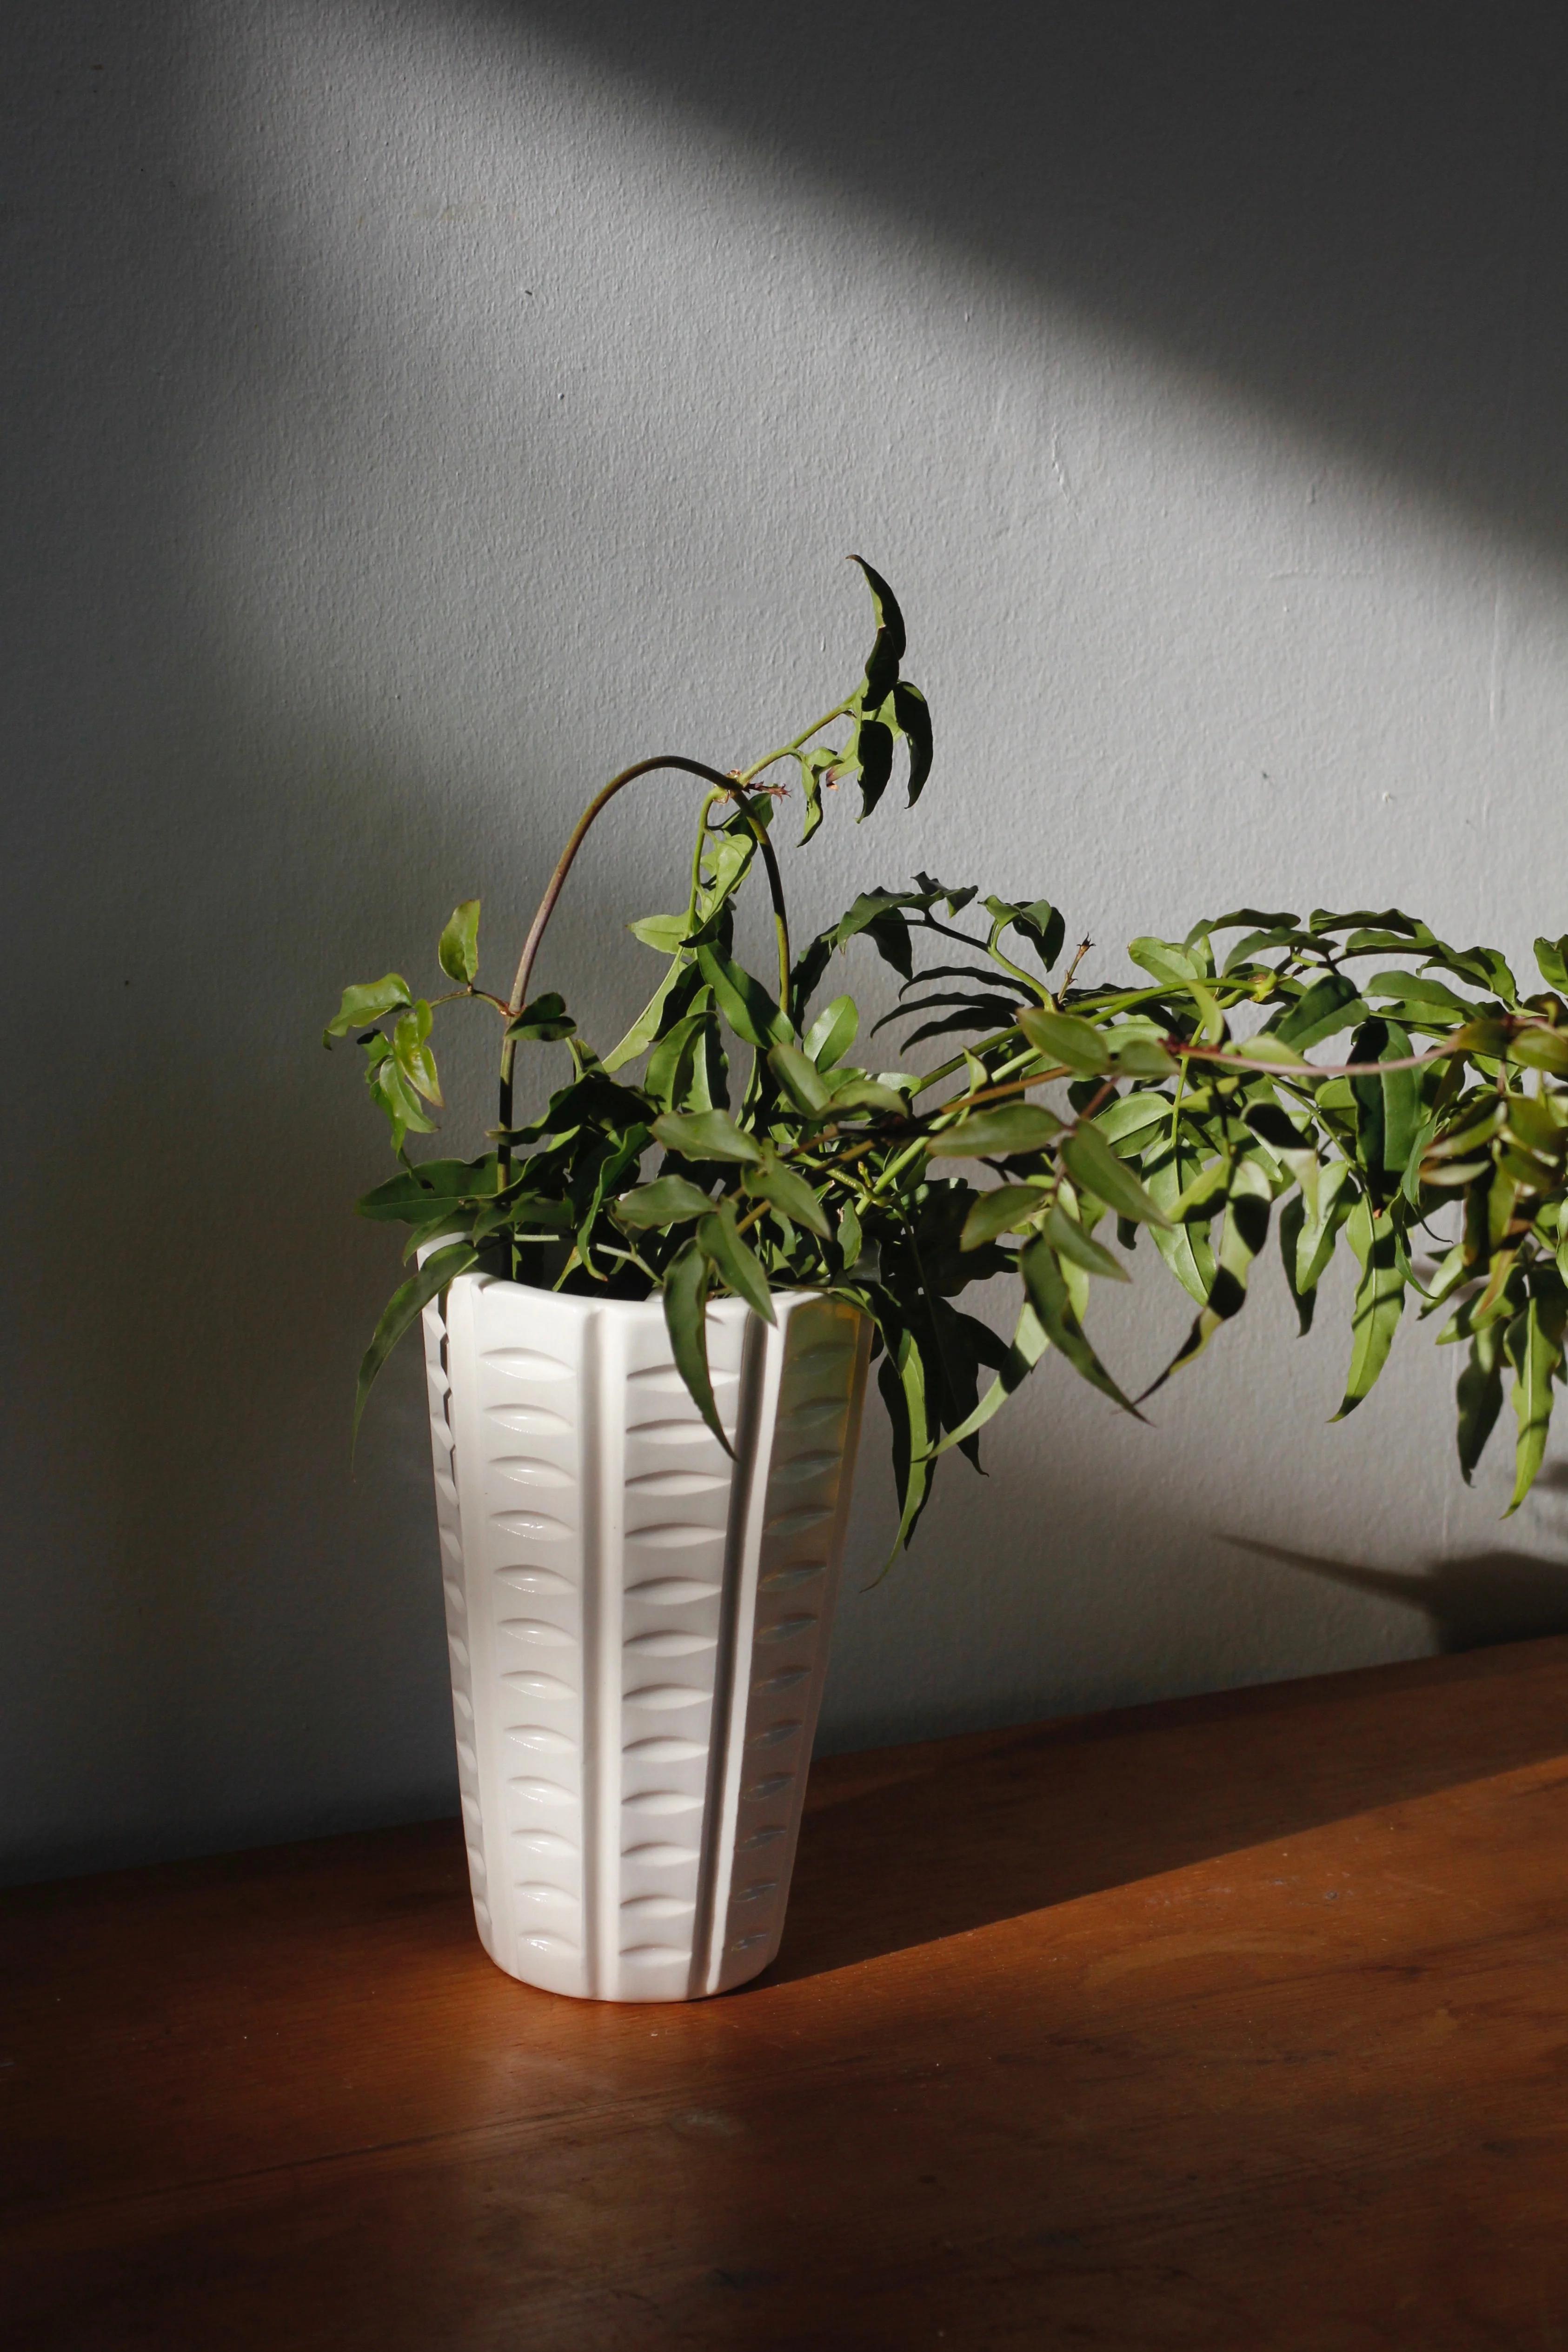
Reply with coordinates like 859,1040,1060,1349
5,1637,1568,2348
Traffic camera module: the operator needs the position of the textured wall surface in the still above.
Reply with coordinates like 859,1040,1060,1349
7,0,1568,1879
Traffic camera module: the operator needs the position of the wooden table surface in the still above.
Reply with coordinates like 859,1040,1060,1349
6,1636,1568,2349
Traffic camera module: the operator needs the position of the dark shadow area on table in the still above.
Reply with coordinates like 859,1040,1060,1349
768,1634,1568,1986
512,0,1568,571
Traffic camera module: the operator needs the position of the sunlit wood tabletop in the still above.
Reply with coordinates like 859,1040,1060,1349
6,1634,1568,2349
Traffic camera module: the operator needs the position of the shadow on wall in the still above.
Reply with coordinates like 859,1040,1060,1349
1222,1462,1568,1653
512,0,1568,567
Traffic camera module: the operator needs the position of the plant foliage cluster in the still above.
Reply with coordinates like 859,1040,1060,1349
328,564,1568,1553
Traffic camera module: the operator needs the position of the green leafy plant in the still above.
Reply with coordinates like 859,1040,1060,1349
327,562,1568,1553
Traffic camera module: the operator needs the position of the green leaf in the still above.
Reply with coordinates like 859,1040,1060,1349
652,1108,764,1165
1141,1140,1216,1305
323,972,412,1045
852,716,895,821
1453,1017,1513,1060
875,1311,933,1563
1456,1320,1506,1484
931,1102,1064,1157
1043,1202,1129,1282
1110,1036,1178,1078
1365,970,1474,1020
768,1041,832,1115
628,912,691,953
1061,1123,1170,1226
1169,1155,1233,1223
1128,936,1204,986
1334,1197,1407,1419
743,1150,831,1239
613,1175,716,1229
694,943,791,1051
1094,1092,1173,1150
1534,936,1568,994
924,1300,1050,1462
393,1000,443,1107
989,898,1066,974
353,1242,478,1450
804,994,859,1071
1503,1289,1567,1514
1278,1194,1315,1336
367,1050,436,1150
1226,1034,1317,1070
643,1004,712,1108
794,746,842,846
825,1077,909,1116
661,1241,733,1455
1511,1026,1568,1077
1141,1154,1272,1395
507,992,577,1043
437,900,480,985
1349,1017,1419,1192
850,553,906,707
1017,1006,1109,1075
1274,973,1369,1051
1019,1236,1141,1414
1295,1159,1354,1294
890,678,933,804
603,960,693,1074
697,1201,776,1322
960,1183,1049,1250
356,1156,494,1220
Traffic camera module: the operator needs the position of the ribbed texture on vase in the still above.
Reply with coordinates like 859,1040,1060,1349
420,1278,869,2001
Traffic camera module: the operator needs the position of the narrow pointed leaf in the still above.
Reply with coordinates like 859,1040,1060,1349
960,1183,1049,1250
876,1315,932,1566
924,1301,1050,1461
891,678,932,803
1334,1196,1406,1419
652,1108,764,1165
353,1242,478,1449
507,992,577,1043
850,553,906,706
613,1176,716,1229
743,1152,831,1239
1503,1290,1566,1514
1456,1321,1506,1484
627,912,691,953
393,1002,443,1107
1141,1155,1272,1398
1533,935,1568,994
324,973,412,1044
697,1202,776,1322
1273,973,1369,1051
768,1040,831,1115
1017,1006,1109,1075
694,944,791,1051
1019,1236,1141,1414
1044,1202,1130,1281
1061,1123,1169,1226
804,994,859,1070
661,1241,733,1454
437,900,480,984
931,1103,1064,1157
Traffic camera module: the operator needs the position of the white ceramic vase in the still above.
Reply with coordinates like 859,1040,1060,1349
419,1271,871,2002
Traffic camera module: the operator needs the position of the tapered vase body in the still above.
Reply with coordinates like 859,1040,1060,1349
420,1275,870,2001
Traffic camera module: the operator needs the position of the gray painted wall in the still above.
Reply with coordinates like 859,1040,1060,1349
8,1,1568,1881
